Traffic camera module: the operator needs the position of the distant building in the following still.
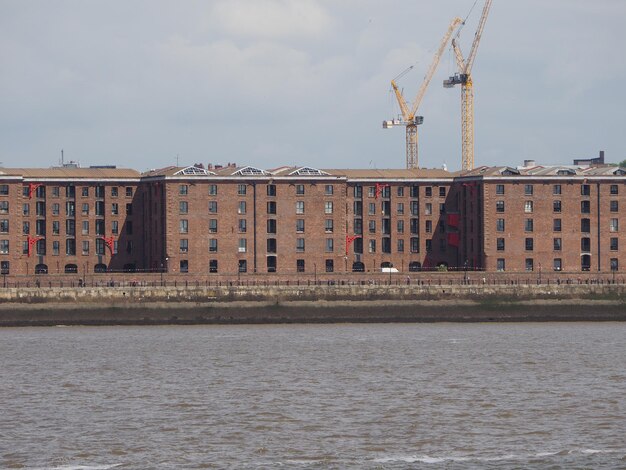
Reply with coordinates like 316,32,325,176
0,157,624,277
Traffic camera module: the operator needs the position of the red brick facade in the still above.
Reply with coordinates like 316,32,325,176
1,163,624,278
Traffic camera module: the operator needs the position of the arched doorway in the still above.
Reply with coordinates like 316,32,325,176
64,264,78,274
352,261,365,272
94,263,107,273
409,261,421,272
35,264,48,274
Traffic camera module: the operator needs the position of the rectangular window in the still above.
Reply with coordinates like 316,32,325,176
53,241,60,256
180,201,189,214
439,187,446,197
81,186,88,197
553,184,561,195
209,260,218,273
296,238,305,252
52,186,60,198
369,220,376,233
22,203,29,216
425,220,432,233
325,201,333,214
368,202,376,215
208,201,217,213
497,238,505,251
354,185,362,198
0,240,8,254
267,184,276,196
36,219,46,236
23,221,29,234
524,184,533,196
397,220,404,233
81,203,88,215
497,258,505,271
238,184,247,195
425,187,432,197
496,200,505,212
353,201,362,216
325,259,334,273
524,201,533,213
96,239,105,255
82,220,89,235
325,238,333,252
37,201,46,216
111,220,118,235
610,218,619,232
111,203,119,215
410,237,419,253
82,240,89,255
208,184,218,196
95,201,104,216
296,184,305,195
553,219,562,232
238,219,247,233
65,219,75,236
125,187,133,197
180,260,189,273
297,259,305,273
496,184,504,195
267,201,277,214
368,186,376,198
496,218,505,232
554,238,562,251
208,219,217,233
581,184,590,196
267,238,277,253
325,185,334,196
553,200,562,213
410,185,419,198
179,185,188,195
95,186,104,198
611,258,619,271
581,201,590,213
525,219,534,232
410,219,419,234
65,238,76,256
209,239,218,252
296,201,304,214
52,221,60,235
111,187,118,197
610,237,618,251
296,219,305,233
610,200,618,212
397,186,404,197
180,239,189,253
0,201,8,214
610,185,618,195
267,219,276,234
368,239,376,253
238,260,247,273
397,239,404,252
0,219,7,233
525,258,534,271
238,201,246,214
180,219,189,234
397,203,404,215
411,201,419,216
525,238,534,251
66,185,75,198
238,238,247,253
553,258,562,271
581,237,591,252
581,218,591,233
95,220,105,236
325,219,333,233
425,239,432,252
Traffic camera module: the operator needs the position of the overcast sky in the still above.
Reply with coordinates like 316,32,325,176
1,0,624,172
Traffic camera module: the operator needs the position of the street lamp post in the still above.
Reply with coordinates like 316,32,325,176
463,259,468,285
160,263,164,286
314,263,317,284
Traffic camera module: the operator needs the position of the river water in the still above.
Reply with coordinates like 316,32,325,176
1,322,625,469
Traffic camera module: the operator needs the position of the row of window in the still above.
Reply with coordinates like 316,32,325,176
0,201,133,217
496,257,619,272
496,237,620,252
0,239,133,256
353,185,446,198
496,218,619,233
2,185,135,199
201,184,336,197
495,184,620,196
176,258,338,274
496,200,618,214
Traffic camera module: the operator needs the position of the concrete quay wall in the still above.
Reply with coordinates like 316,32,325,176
0,283,625,326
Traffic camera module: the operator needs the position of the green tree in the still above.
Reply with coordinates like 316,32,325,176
619,159,626,168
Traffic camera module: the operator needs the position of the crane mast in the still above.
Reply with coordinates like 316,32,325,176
384,17,463,169
443,0,493,171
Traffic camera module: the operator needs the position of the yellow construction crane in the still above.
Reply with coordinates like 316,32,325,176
384,17,463,169
444,0,493,171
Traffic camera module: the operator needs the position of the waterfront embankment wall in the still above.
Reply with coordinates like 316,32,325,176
1,283,625,326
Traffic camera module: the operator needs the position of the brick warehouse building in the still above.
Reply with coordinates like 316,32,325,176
0,160,624,278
